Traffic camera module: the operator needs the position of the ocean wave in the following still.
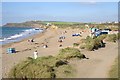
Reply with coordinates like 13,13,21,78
7,34,23,40
0,38,7,42
0,28,43,44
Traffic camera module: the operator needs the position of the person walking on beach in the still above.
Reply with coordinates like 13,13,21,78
90,26,95,38
31,38,34,42
33,50,38,59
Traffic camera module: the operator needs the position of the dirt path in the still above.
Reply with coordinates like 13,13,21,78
70,42,118,78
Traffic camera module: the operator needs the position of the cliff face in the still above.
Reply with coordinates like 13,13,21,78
3,21,46,28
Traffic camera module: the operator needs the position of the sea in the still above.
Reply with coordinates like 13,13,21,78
0,27,44,45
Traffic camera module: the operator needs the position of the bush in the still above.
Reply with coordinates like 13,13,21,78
85,36,94,44
59,47,80,54
55,65,75,78
9,47,86,78
85,44,94,51
57,47,85,60
80,39,86,43
80,44,85,49
73,43,79,47
93,38,102,49
97,34,107,40
9,56,58,78
106,34,117,42
79,35,105,51
9,55,69,78
117,33,120,40
55,60,68,67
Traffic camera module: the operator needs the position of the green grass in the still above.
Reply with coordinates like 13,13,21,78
43,21,79,25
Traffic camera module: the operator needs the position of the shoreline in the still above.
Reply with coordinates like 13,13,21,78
1,28,46,48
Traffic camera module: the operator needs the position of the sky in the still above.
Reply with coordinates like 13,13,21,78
1,2,118,25
1,0,119,2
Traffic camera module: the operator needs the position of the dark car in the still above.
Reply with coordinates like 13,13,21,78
104,29,111,31
72,33,81,36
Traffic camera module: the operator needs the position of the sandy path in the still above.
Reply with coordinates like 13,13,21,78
1,28,118,78
70,42,118,78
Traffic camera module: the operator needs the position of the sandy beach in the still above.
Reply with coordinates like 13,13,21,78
1,28,118,78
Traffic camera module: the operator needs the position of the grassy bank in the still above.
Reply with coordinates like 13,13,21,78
109,58,120,80
109,58,118,79
79,33,119,51
9,47,85,78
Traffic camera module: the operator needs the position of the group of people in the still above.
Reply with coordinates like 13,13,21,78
28,38,49,59
32,31,67,59
28,38,34,43
58,31,67,47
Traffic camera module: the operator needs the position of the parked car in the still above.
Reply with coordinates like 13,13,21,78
101,30,109,34
72,33,81,36
104,28,111,31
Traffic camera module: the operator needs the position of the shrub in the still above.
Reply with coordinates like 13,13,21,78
116,33,120,40
80,35,105,51
106,34,117,42
50,72,56,78
55,60,68,67
55,65,75,78
85,43,94,51
93,38,102,49
80,39,86,43
9,56,67,78
9,56,57,78
58,47,85,60
9,47,86,78
97,34,107,40
73,43,79,47
59,47,80,54
80,44,85,49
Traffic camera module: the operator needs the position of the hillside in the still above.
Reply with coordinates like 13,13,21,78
3,20,119,30
3,21,46,28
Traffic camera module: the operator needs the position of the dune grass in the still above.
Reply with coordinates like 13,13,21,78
79,36,105,51
109,58,119,80
73,43,80,47
105,34,118,42
9,47,85,78
57,47,86,60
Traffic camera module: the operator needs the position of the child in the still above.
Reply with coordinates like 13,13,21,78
33,50,38,59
